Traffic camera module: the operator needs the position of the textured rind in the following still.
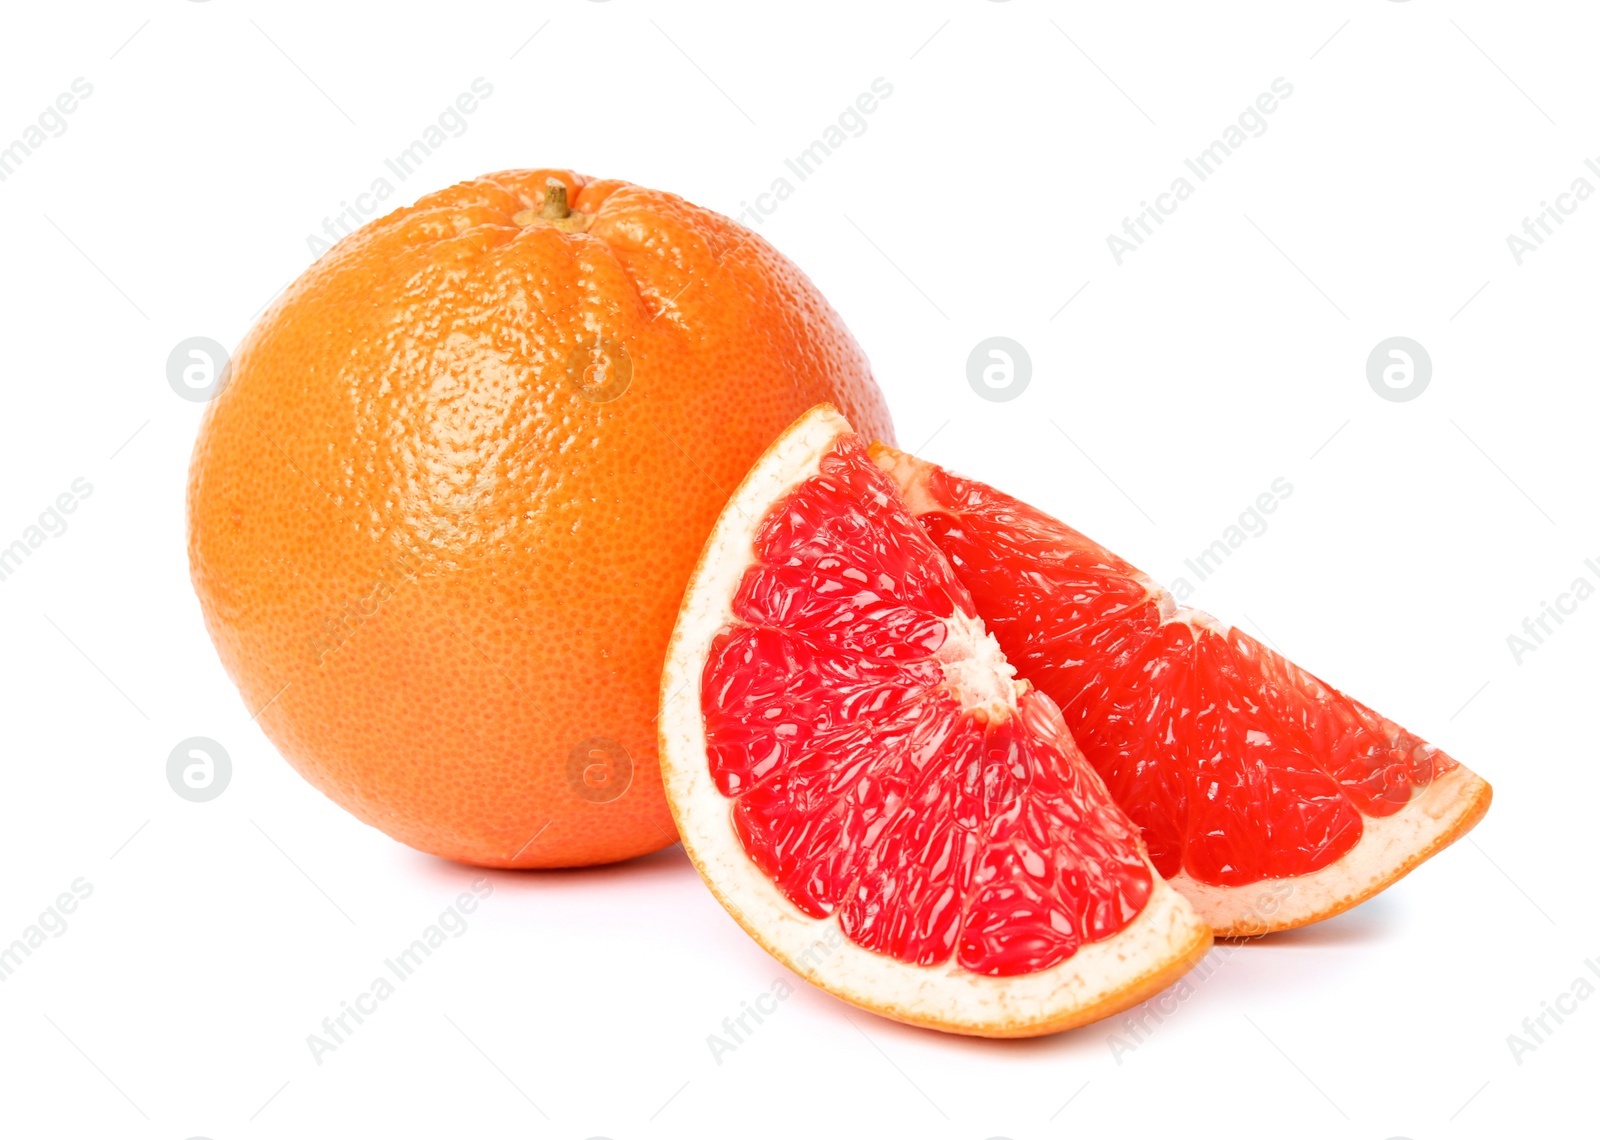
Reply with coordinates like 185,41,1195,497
871,442,1493,936
659,405,1211,1037
186,169,895,868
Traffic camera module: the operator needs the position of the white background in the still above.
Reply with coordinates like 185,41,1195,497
0,2,1593,1137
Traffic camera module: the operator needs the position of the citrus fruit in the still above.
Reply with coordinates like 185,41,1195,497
659,406,1210,1036
870,445,1492,935
186,169,894,868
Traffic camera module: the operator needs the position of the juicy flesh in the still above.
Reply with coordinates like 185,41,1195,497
889,457,1456,887
700,435,1153,976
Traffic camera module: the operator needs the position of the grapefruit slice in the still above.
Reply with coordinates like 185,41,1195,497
659,406,1210,1037
870,445,1492,936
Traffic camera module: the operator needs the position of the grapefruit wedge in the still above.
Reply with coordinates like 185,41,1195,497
870,445,1493,937
659,406,1210,1037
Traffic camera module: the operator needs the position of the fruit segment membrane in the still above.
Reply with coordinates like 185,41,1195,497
699,435,1153,976
884,454,1458,887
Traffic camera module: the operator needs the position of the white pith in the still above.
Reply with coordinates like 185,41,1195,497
659,406,1210,1037
1164,602,1226,635
935,609,1021,719
871,444,1493,937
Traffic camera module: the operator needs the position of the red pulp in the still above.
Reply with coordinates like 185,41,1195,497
700,435,1153,977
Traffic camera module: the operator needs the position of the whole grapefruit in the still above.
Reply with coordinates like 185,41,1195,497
186,169,894,867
